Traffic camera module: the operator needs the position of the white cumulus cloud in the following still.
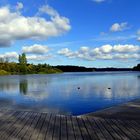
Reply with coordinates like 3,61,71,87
0,52,18,60
0,4,71,47
58,44,140,61
79,46,89,53
0,51,52,61
113,44,139,53
100,44,112,53
110,22,129,32
38,5,59,17
16,2,23,10
22,44,50,54
114,53,139,60
58,48,78,58
27,55,52,61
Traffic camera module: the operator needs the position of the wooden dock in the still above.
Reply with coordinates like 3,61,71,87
0,110,139,140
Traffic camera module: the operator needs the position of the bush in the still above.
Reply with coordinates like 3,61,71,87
133,64,140,71
0,70,10,75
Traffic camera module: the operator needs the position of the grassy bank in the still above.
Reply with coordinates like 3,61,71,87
0,70,11,75
0,53,63,75
0,67,63,76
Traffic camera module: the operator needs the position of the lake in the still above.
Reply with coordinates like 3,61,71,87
0,72,140,115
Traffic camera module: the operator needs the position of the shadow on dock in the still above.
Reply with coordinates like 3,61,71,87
0,108,139,140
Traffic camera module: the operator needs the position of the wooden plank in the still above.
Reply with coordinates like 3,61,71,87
93,118,114,140
77,117,91,140
0,111,24,138
30,113,46,140
0,111,18,140
87,117,106,140
71,116,83,140
0,111,17,130
7,112,32,140
60,115,67,140
96,119,122,140
45,114,55,140
37,113,51,140
1,111,28,140
130,120,140,133
119,120,140,138
66,116,75,140
131,120,140,128
53,115,61,140
0,110,7,118
22,112,41,140
125,120,140,134
0,110,139,140
81,117,98,140
112,119,137,140
16,112,37,139
106,119,130,140
0,111,17,124
37,113,48,140
0,110,13,119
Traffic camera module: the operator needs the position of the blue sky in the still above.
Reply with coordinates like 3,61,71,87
0,0,140,68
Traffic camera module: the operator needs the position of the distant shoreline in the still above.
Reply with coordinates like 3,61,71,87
54,65,139,72
0,70,139,76
0,63,139,76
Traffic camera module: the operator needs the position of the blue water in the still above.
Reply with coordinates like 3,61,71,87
0,72,140,115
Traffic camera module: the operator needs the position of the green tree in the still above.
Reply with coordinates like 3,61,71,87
18,53,27,74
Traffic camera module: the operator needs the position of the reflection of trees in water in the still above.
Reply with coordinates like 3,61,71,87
0,78,19,94
27,77,51,90
18,76,53,99
0,75,52,95
20,80,28,95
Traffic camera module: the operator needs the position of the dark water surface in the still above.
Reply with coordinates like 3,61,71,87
0,72,140,115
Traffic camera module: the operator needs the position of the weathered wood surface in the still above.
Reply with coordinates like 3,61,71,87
83,99,140,120
0,110,139,140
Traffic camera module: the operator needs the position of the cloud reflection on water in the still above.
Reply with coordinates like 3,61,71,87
0,72,139,115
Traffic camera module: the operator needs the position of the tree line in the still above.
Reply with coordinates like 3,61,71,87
0,53,62,75
55,64,140,72
0,53,139,75
133,64,140,71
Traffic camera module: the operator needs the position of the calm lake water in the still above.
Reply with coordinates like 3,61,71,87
0,72,140,115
